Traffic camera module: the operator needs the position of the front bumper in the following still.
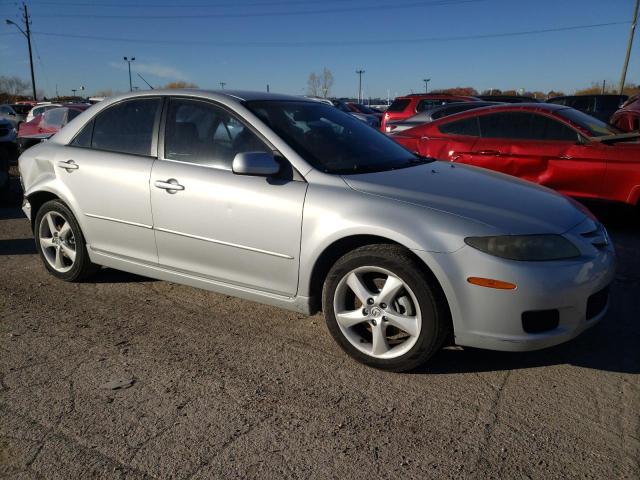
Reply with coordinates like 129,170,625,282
414,220,616,352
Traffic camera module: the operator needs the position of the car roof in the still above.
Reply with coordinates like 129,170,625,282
107,89,314,104
423,103,572,125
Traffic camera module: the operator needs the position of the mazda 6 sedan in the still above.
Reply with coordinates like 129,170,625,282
19,90,616,372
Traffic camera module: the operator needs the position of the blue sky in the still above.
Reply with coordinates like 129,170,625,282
0,0,638,98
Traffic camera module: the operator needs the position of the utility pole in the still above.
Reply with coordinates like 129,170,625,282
123,56,135,92
602,80,606,94
219,82,226,89
619,0,639,95
423,78,431,93
356,69,365,103
266,84,270,93
5,3,37,100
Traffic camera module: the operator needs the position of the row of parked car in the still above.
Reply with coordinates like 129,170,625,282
0,100,99,196
377,92,640,210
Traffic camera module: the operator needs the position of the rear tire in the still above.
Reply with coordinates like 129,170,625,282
322,244,450,372
34,199,100,282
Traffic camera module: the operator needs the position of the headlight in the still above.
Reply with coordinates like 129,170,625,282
464,235,580,261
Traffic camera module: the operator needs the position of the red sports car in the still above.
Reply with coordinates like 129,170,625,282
392,103,640,207
381,93,479,132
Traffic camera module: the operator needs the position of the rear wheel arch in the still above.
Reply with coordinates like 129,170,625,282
27,191,60,231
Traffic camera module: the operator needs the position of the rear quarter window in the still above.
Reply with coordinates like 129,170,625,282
387,99,411,113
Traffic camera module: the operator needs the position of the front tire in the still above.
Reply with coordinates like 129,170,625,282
34,199,100,281
322,244,450,372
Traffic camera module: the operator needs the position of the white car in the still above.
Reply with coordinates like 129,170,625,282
26,103,62,123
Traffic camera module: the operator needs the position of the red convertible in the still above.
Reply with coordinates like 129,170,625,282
392,103,640,208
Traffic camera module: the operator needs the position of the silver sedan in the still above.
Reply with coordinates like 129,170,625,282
18,90,616,371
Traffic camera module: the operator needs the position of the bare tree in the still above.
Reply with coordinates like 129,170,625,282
307,72,321,97
164,81,198,89
0,76,30,96
320,67,334,98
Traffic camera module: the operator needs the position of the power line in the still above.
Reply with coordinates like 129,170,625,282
31,21,631,48
6,0,447,8
29,0,485,19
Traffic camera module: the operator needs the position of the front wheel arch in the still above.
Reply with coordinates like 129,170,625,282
308,236,452,324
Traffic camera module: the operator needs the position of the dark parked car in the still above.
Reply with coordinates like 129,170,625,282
477,95,540,103
0,104,27,128
384,101,501,133
546,95,628,123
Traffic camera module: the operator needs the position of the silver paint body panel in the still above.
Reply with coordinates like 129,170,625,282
19,89,617,351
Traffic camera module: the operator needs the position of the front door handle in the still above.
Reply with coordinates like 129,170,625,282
57,160,79,172
477,150,500,156
154,178,184,194
559,154,572,160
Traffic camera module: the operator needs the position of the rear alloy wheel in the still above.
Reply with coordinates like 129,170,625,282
323,244,450,372
34,200,100,281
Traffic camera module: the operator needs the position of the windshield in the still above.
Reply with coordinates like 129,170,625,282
557,108,621,137
246,100,429,174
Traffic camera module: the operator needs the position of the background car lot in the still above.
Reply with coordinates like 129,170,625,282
1,171,638,479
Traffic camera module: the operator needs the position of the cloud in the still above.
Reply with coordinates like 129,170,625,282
109,61,187,81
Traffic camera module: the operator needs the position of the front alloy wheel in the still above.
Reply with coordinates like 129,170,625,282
323,244,450,372
334,267,422,359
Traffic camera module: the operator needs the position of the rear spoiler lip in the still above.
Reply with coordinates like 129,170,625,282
590,132,640,144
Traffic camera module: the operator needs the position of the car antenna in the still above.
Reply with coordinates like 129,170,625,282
137,73,155,90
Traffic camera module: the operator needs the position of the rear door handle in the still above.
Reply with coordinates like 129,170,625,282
154,178,184,194
477,150,501,156
57,160,79,172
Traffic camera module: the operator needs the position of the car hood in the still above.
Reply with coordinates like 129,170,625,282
341,161,586,235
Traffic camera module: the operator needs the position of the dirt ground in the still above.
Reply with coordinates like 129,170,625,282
1,173,639,479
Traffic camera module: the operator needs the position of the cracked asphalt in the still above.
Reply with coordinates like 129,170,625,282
1,172,639,479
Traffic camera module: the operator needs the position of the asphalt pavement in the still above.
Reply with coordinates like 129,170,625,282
1,172,639,479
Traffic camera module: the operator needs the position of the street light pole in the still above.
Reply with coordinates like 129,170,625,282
619,0,639,94
123,56,135,92
356,69,365,103
423,78,431,93
5,3,37,101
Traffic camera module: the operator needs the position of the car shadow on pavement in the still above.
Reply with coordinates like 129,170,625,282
418,278,640,376
88,268,158,284
0,238,37,255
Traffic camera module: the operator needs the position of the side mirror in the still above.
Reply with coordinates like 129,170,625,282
8,111,16,116
232,151,281,177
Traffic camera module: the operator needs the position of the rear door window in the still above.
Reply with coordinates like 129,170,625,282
387,98,410,112
416,99,461,112
43,108,67,128
92,98,161,156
